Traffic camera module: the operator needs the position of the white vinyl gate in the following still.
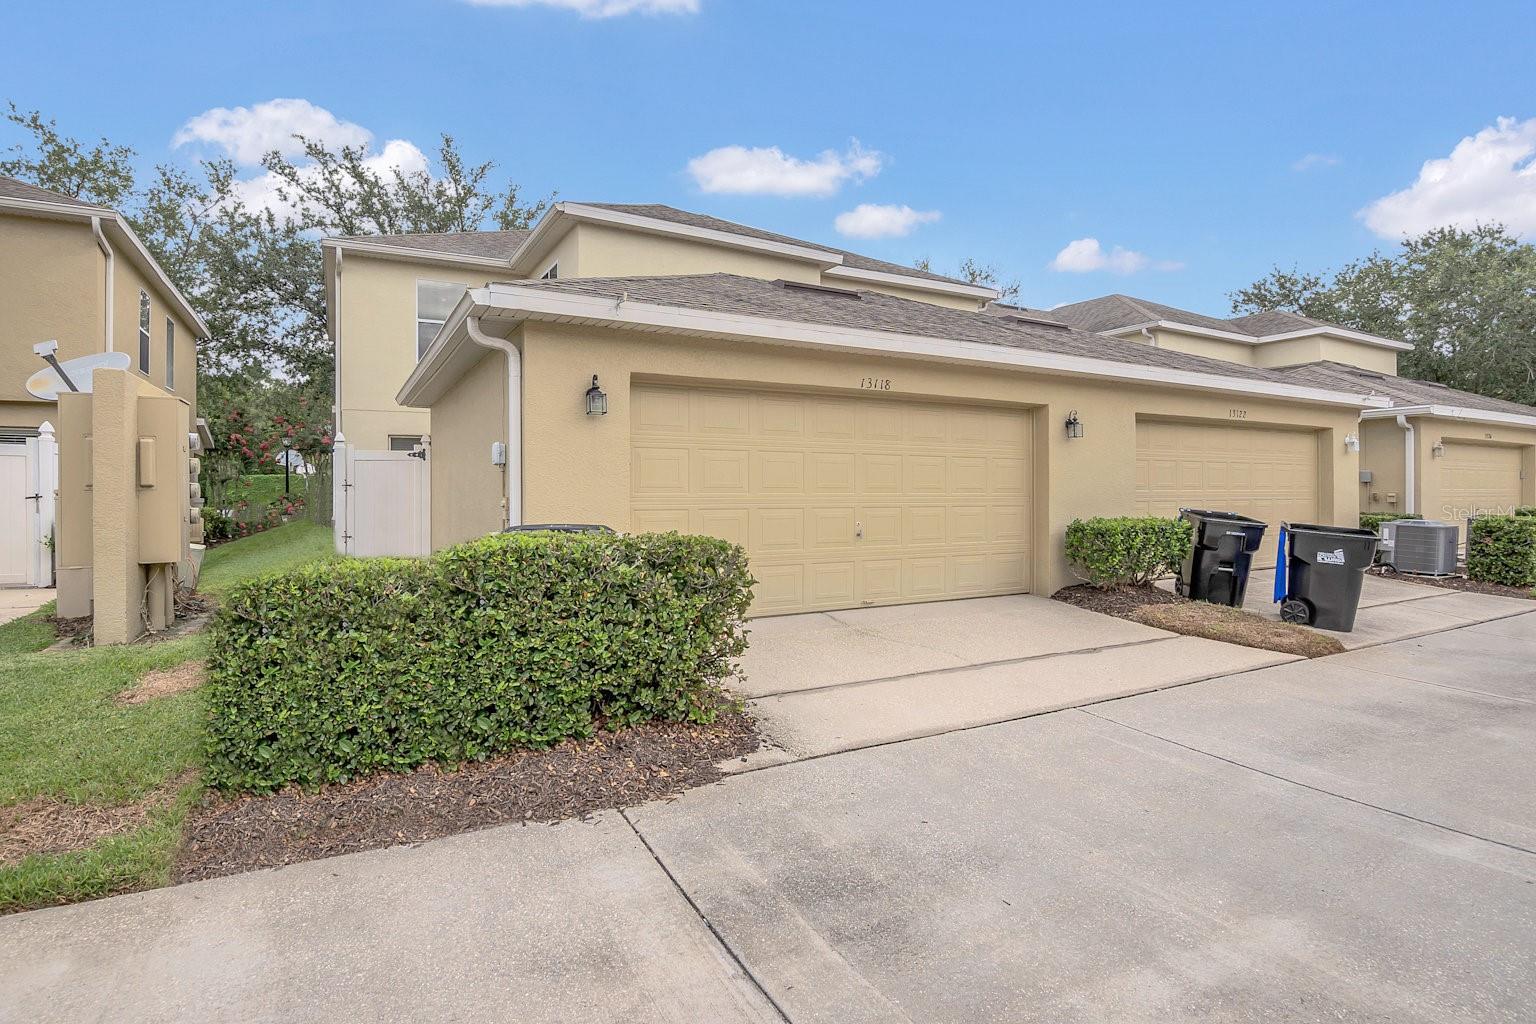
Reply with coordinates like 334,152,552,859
333,434,431,557
0,423,58,588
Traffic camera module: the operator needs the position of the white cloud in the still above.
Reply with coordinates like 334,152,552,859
1360,116,1536,238
833,203,940,239
1048,238,1183,274
1292,153,1341,172
686,140,882,198
173,98,372,165
461,0,698,17
230,138,431,220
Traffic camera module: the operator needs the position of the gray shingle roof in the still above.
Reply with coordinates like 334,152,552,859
334,228,530,260
1052,294,1238,334
0,175,110,210
577,203,978,287
1277,361,1536,418
509,273,1368,393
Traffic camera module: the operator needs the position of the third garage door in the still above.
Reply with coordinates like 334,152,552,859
1440,441,1522,540
1135,419,1320,560
630,383,1032,615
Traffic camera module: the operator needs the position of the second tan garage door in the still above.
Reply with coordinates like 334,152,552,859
1135,419,1320,561
1439,442,1522,537
631,384,1032,615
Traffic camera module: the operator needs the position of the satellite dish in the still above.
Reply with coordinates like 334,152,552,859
25,351,132,400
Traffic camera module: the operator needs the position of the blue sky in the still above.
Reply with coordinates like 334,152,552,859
6,0,1536,313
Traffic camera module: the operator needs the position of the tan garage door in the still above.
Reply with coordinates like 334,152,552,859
1440,442,1522,536
1135,419,1320,561
631,384,1032,615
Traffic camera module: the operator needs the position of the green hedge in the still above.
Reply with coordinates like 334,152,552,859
204,532,753,792
1065,516,1192,588
1466,516,1536,588
1360,512,1421,533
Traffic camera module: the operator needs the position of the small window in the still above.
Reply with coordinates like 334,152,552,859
416,280,464,359
540,262,559,281
165,318,175,390
138,292,151,373
388,435,424,452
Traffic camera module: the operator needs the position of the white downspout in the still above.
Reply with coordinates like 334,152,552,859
1395,414,1416,514
1140,326,1158,347
92,217,114,351
465,314,522,529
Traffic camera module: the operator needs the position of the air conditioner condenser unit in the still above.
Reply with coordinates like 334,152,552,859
1380,520,1459,576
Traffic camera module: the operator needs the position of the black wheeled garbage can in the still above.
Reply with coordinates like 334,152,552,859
1272,522,1379,632
1177,509,1269,607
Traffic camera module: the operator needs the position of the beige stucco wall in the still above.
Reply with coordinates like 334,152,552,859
428,348,509,548
472,321,1361,596
0,215,101,427
567,222,822,284
334,252,500,449
1139,328,1256,366
1254,336,1399,375
0,210,199,431
1359,414,1536,522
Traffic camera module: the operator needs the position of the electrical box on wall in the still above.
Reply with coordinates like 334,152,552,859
1359,470,1373,484
491,441,507,466
136,396,192,566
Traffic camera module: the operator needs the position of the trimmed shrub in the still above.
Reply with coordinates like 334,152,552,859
204,532,753,793
1360,512,1421,533
1466,515,1536,588
1065,516,1192,588
1515,506,1536,518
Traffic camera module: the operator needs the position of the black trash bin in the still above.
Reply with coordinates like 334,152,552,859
1272,522,1380,632
1177,509,1268,607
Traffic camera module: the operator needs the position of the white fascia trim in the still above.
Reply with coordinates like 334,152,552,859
319,236,513,271
823,264,998,301
1110,319,1411,352
508,202,847,276
1361,404,1536,430
399,283,1391,410
2,196,211,337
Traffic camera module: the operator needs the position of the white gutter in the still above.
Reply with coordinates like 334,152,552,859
823,264,998,301
1360,404,1536,430
1395,414,1416,514
319,236,514,271
399,284,1392,411
465,314,522,529
1108,319,1412,352
91,216,114,352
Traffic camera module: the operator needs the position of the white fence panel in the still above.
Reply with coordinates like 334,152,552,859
334,435,430,557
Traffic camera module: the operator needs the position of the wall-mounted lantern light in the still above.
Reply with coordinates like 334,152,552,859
584,374,608,416
1344,433,1360,454
1064,410,1084,439
1432,440,1446,458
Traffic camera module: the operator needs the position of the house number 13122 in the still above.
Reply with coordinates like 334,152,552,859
860,377,893,391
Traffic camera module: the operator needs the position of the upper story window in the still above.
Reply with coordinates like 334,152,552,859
165,318,175,390
540,263,559,280
416,280,464,359
138,292,151,373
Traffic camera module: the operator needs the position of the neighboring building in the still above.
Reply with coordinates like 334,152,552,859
0,176,208,588
1280,362,1536,539
322,202,998,451
1056,294,1536,543
1050,294,1412,376
397,272,1384,614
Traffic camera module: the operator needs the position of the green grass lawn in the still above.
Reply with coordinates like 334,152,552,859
0,521,333,913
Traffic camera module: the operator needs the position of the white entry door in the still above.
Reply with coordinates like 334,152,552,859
338,444,431,557
0,442,33,586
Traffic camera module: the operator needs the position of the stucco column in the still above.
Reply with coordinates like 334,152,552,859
90,369,145,645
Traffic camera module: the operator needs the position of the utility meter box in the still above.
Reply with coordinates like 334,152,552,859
136,395,191,565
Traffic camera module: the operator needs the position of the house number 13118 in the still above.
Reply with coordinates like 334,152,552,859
860,377,893,391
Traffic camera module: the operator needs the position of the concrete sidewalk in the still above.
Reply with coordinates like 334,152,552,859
0,812,780,1024
0,587,52,626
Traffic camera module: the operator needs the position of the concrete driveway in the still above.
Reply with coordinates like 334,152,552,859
5,601,1535,1023
737,596,1297,764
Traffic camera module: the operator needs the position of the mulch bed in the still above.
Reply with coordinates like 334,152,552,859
1053,582,1344,658
1372,568,1535,600
1053,582,1185,617
173,705,761,883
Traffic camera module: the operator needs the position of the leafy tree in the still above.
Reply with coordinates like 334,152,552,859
0,103,136,207
913,255,1022,303
1231,225,1536,405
